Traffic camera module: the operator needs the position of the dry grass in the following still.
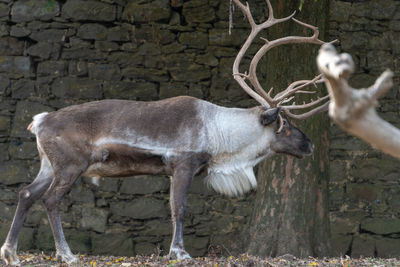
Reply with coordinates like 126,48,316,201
4,252,400,267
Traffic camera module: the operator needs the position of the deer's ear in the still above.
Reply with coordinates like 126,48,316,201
260,107,280,126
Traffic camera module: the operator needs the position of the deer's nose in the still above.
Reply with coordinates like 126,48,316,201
302,141,314,155
307,142,314,154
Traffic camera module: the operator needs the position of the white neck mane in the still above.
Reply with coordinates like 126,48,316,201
205,141,271,196
201,105,275,196
206,161,259,197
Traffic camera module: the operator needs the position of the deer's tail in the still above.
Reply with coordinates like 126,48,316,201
27,112,49,135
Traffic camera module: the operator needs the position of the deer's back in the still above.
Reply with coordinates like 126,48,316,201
35,96,210,156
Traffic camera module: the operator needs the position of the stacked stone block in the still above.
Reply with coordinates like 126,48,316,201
0,0,259,257
328,0,400,258
1,0,400,259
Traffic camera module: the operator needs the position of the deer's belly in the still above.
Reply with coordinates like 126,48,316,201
84,157,167,177
84,144,168,177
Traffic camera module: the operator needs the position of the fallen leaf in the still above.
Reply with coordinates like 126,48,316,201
114,256,127,263
342,261,353,267
24,255,35,261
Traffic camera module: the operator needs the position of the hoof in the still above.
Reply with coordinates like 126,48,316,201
1,245,20,266
56,252,78,265
169,248,191,260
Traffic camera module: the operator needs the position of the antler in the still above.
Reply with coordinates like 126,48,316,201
232,0,332,119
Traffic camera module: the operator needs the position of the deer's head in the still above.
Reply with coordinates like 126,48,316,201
261,107,313,159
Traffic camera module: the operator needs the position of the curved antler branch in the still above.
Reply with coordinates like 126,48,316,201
284,95,330,110
248,21,326,108
284,100,329,120
274,75,324,102
232,0,333,119
232,0,270,106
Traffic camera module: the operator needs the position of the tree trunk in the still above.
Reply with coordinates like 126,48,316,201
246,0,331,257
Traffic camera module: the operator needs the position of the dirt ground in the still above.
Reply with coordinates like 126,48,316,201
2,253,400,267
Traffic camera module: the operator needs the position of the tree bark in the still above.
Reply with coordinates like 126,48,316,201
245,0,331,257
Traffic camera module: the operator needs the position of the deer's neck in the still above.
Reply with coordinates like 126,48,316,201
204,106,273,155
201,106,275,196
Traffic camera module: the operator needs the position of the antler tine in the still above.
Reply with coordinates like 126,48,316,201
265,0,274,20
284,101,329,120
274,74,323,102
277,77,329,119
284,95,330,110
291,18,324,44
268,10,296,26
278,96,295,105
263,0,297,25
296,90,317,94
243,1,257,27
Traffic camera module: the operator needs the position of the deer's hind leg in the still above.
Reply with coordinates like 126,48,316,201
42,163,88,264
39,139,90,264
1,155,53,265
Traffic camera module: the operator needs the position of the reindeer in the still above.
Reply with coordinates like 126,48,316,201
1,0,331,265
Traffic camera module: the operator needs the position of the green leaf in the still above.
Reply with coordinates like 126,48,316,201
299,0,305,11
298,0,319,11
46,0,55,12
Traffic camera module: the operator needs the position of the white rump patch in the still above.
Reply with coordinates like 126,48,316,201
28,112,49,134
206,166,257,197
90,177,100,186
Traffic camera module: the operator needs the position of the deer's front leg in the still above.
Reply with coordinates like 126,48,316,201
168,165,193,260
168,151,211,260
168,153,210,259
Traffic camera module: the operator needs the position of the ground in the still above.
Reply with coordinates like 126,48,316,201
2,253,400,267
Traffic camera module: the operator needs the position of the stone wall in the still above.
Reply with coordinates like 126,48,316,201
1,0,400,259
0,0,264,257
328,0,400,258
